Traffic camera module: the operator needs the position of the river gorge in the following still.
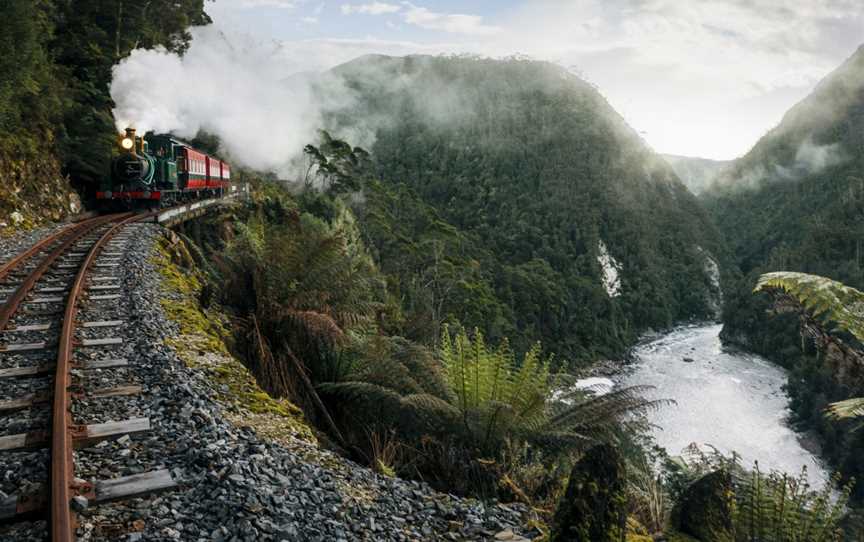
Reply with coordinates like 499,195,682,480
622,324,830,486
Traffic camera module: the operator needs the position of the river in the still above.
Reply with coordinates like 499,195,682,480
620,323,830,486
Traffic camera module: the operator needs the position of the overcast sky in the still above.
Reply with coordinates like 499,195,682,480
204,1,864,160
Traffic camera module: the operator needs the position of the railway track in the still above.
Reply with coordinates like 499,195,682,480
0,213,177,541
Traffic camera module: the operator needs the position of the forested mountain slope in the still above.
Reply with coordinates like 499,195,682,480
702,45,864,489
323,55,728,363
0,0,209,231
704,45,864,358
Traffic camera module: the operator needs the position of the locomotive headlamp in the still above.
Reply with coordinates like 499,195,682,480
121,138,134,150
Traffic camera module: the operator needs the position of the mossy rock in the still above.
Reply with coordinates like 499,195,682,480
550,443,626,542
672,469,734,542
0,136,80,235
153,230,314,443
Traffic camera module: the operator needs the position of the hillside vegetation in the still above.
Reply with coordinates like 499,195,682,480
0,0,209,230
704,45,864,499
663,155,731,195
323,55,728,364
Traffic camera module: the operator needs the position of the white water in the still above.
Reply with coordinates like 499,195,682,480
621,323,830,486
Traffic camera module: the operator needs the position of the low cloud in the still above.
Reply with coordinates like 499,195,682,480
793,138,846,173
115,0,864,168
341,2,401,15
238,0,301,9
402,3,502,36
729,137,848,190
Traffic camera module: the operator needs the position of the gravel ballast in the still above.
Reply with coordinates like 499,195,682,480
0,222,536,541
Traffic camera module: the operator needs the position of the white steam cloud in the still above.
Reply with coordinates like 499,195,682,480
111,27,359,175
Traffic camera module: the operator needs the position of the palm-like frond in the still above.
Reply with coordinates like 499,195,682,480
755,272,864,424
440,326,554,446
281,309,345,345
826,397,864,420
546,385,673,441
754,272,864,342
318,382,460,435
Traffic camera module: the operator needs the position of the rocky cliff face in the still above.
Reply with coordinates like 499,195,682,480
0,138,81,234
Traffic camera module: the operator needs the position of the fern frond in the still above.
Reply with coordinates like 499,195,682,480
318,381,403,406
401,393,461,418
826,397,864,420
754,272,864,342
282,309,346,344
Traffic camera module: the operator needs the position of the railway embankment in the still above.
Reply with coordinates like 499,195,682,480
0,221,533,541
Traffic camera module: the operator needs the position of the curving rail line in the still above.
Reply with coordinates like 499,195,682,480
0,211,174,541
52,212,150,541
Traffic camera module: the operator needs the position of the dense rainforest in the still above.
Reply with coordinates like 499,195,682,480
1,1,861,536
703,45,864,499
0,0,210,228
319,54,728,365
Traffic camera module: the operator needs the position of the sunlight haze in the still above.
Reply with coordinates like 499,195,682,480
205,0,864,160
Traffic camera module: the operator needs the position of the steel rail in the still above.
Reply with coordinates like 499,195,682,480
0,216,107,284
51,211,154,542
0,215,127,333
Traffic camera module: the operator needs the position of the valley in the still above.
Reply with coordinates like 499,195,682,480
2,1,864,540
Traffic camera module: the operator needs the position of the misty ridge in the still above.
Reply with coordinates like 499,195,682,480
109,26,481,176
110,26,669,188
111,25,863,201
706,44,864,195
713,137,848,193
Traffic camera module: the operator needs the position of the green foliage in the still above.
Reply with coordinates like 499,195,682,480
437,326,670,457
0,0,61,135
352,176,511,345
754,273,864,435
210,173,678,503
326,55,728,364
707,46,864,505
664,447,851,541
732,466,849,542
303,130,372,194
214,193,388,447
0,0,210,190
551,443,628,542
754,272,864,343
675,469,734,542
440,326,551,451
51,0,211,186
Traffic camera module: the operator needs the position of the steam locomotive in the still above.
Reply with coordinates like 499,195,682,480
98,128,235,208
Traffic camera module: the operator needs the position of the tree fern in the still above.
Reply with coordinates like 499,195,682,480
755,272,864,424
440,326,553,450
754,272,864,342
545,385,672,443
439,326,669,454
